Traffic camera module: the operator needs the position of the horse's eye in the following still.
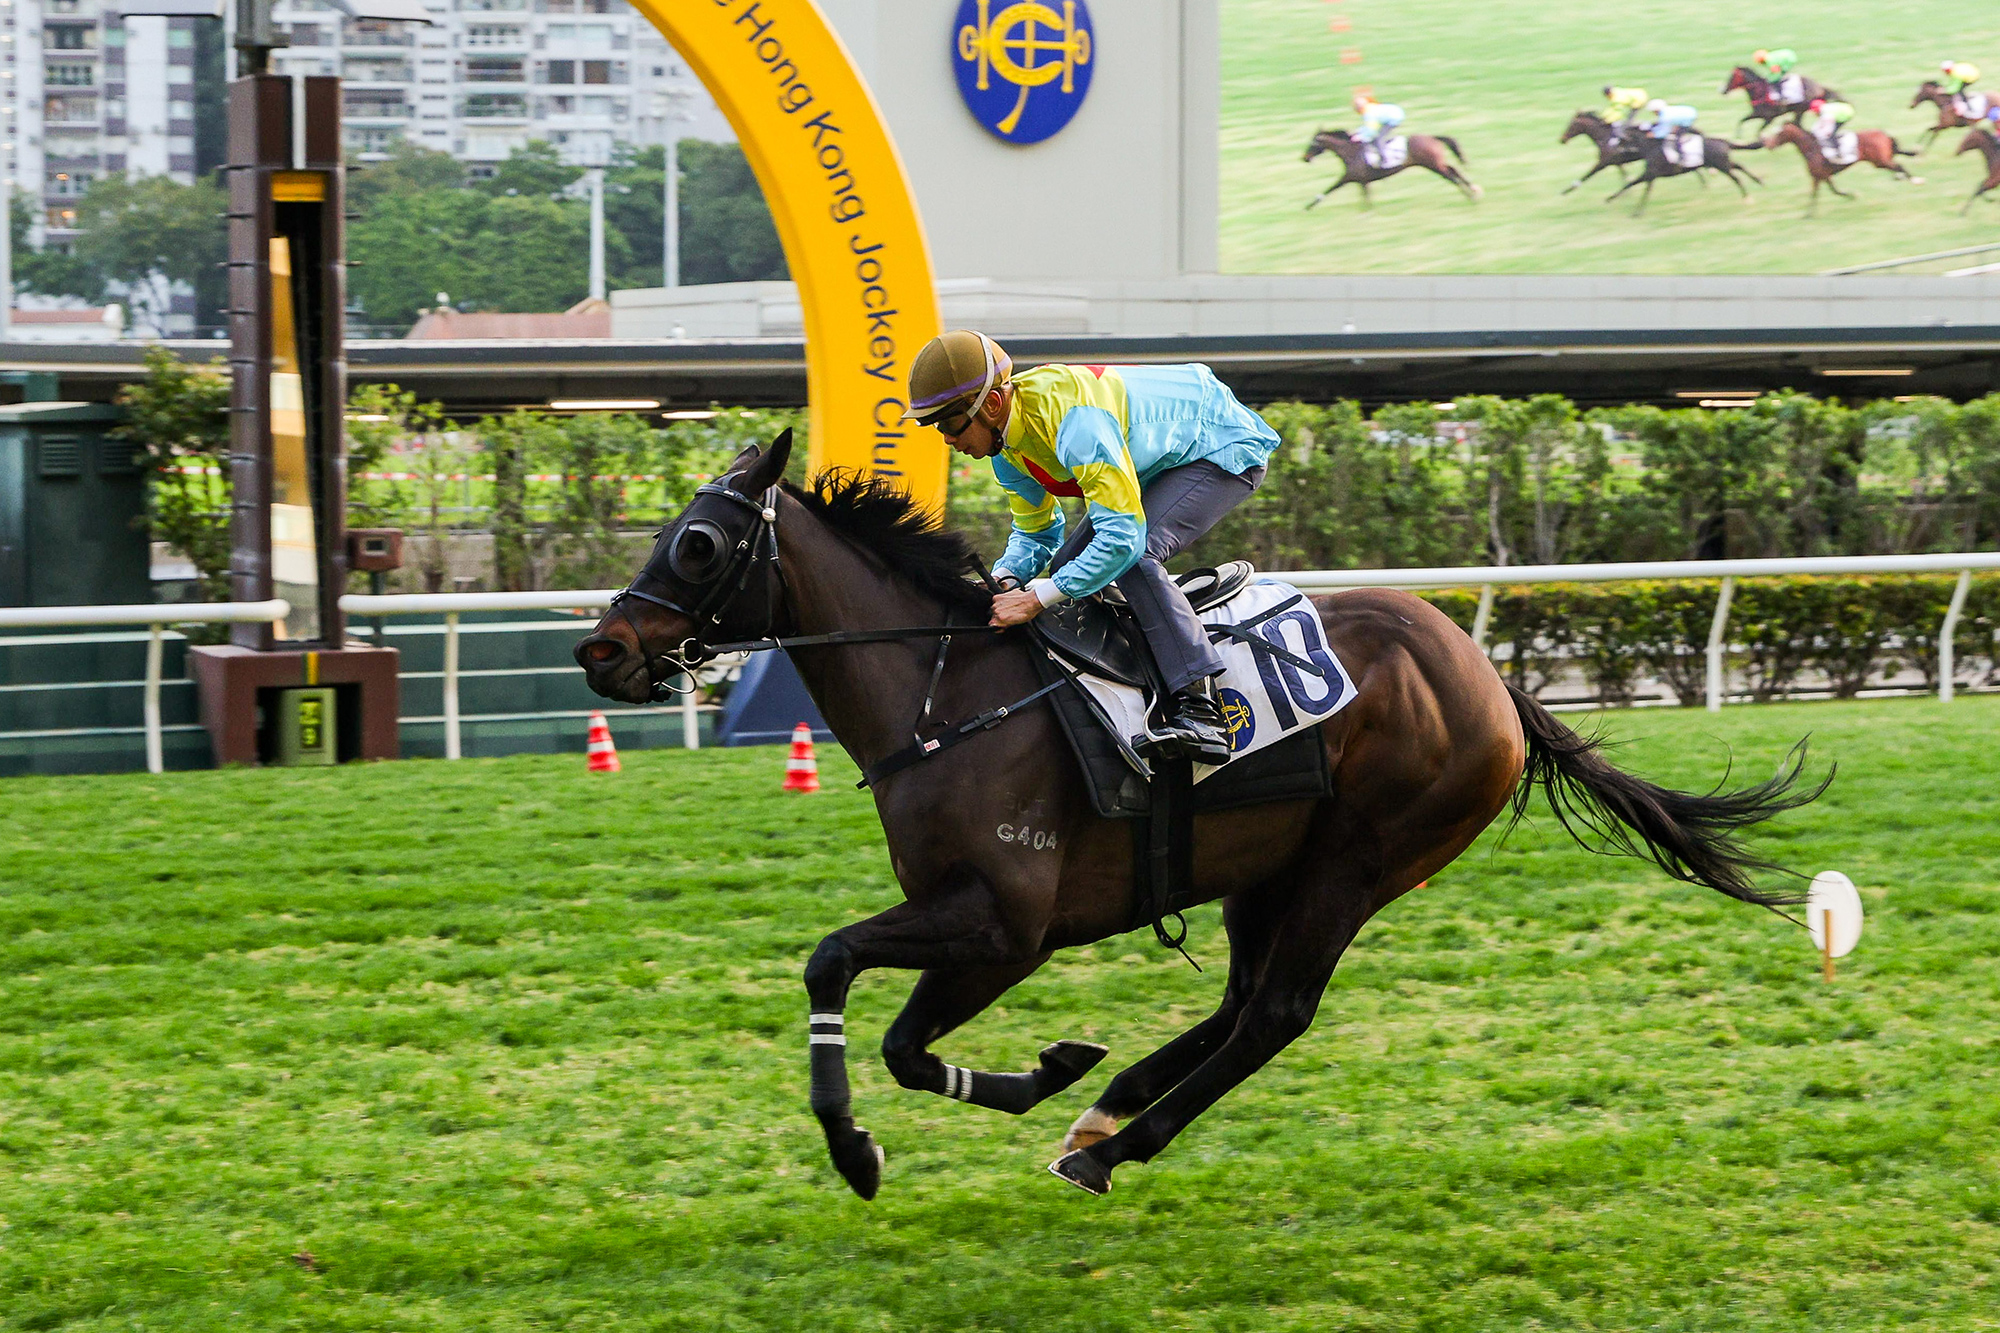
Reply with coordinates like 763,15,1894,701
669,522,728,581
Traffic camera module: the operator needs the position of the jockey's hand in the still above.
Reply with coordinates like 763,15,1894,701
989,589,1045,627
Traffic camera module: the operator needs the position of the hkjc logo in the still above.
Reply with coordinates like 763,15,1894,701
1217,687,1255,753
953,0,1094,146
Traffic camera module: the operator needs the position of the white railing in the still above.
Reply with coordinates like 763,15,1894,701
0,600,289,773
1284,551,2000,711
341,589,653,760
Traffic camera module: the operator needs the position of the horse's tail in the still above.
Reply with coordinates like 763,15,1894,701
1434,134,1467,163
1729,139,1766,151
1505,685,1829,910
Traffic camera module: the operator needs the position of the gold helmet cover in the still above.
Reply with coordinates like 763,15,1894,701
903,330,1012,426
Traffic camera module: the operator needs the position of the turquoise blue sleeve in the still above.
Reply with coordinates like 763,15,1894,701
1050,406,1147,599
990,454,1064,585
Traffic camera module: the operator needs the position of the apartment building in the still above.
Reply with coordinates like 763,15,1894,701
264,0,729,169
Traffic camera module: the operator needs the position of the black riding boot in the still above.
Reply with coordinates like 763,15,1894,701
1158,675,1234,765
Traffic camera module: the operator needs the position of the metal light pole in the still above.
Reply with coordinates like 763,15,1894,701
664,133,678,288
587,167,606,301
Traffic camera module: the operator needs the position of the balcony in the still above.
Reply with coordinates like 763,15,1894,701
459,94,529,120
343,61,415,83
462,58,526,83
342,95,413,121
341,20,415,46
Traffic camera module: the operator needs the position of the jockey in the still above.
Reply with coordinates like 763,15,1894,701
1645,98,1698,141
1809,98,1854,154
1942,59,1982,113
1351,93,1405,146
1599,85,1649,126
1753,48,1803,102
904,331,1279,764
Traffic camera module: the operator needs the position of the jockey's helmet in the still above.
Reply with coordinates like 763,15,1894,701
903,330,1012,428
1752,49,1769,65
1943,60,1955,72
1809,98,1825,112
1646,98,1667,113
1352,92,1376,112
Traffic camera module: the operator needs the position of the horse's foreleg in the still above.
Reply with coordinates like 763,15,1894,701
1605,172,1644,202
1305,176,1350,210
880,958,1107,1115
1563,160,1611,194
804,881,1042,1199
1049,848,1378,1196
1633,178,1656,217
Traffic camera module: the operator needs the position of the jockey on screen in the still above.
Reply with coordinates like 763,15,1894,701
1646,98,1699,142
1753,48,1802,102
1600,85,1650,128
904,331,1279,764
1351,93,1405,149
1809,98,1854,154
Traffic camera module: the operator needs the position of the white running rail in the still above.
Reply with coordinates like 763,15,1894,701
0,600,290,774
1283,551,2000,711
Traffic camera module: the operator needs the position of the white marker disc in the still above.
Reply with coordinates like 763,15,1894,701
1805,871,1863,960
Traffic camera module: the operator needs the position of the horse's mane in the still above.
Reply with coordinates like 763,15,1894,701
784,470,994,614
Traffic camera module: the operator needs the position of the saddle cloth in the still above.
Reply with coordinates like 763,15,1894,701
1820,130,1860,165
1663,132,1705,169
1777,74,1805,103
1067,579,1357,782
1365,136,1410,169
1960,91,1992,120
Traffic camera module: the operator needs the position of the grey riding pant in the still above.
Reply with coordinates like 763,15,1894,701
1050,460,1264,694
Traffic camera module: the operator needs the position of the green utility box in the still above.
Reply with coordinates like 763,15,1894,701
0,402,149,607
272,686,338,766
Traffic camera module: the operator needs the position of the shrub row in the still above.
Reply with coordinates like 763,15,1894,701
1416,575,2000,705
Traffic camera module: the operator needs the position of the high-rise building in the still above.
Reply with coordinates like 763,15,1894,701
261,0,729,169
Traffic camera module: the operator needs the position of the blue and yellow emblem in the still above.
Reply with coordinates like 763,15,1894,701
952,0,1094,145
1216,687,1255,753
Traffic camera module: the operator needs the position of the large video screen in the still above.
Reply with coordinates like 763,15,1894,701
1221,0,2000,273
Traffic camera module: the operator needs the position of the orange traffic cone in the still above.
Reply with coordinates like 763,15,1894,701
586,710,621,773
782,722,820,793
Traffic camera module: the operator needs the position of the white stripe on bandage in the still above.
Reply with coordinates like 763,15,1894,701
942,1064,973,1101
809,1012,843,1026
809,1033,846,1046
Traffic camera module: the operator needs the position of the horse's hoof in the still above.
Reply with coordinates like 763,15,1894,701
1048,1149,1113,1196
1038,1040,1109,1090
831,1128,884,1201
1061,1106,1119,1154
1911,176,1926,185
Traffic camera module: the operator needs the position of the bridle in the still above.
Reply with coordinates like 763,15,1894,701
607,474,1013,701
609,474,787,698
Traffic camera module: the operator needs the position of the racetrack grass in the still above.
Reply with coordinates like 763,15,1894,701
1221,0,2000,273
1,696,1996,1331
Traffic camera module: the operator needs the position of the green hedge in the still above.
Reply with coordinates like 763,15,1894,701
1417,575,2000,705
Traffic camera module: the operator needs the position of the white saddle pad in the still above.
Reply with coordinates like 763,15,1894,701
1664,133,1705,169
1822,130,1860,165
1777,74,1805,103
1365,136,1409,170
1072,580,1358,783
1959,92,1990,119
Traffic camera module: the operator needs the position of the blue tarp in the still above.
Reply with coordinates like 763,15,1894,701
716,652,833,746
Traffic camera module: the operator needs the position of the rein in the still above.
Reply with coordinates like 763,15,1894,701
612,478,1064,779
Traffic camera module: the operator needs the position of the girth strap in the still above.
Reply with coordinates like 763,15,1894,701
857,678,1069,789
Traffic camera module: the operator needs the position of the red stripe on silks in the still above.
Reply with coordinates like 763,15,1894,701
1019,456,1084,498
1082,365,1108,378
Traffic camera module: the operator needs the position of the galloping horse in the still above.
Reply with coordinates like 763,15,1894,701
1954,126,2000,211
1721,65,1838,129
1604,131,1763,214
1302,128,1480,207
1764,122,1920,213
1560,111,1648,193
1913,80,1986,150
575,431,1828,1199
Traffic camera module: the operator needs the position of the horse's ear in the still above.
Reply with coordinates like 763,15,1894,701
731,427,793,494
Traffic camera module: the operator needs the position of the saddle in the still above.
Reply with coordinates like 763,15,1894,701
1363,135,1410,170
1027,563,1338,955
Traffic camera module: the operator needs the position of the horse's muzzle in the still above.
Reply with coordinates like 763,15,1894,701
574,634,654,705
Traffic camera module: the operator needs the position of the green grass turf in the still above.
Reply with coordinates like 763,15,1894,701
1221,0,2000,273
2,696,1997,1331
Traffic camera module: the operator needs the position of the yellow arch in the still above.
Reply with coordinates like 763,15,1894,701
626,0,947,511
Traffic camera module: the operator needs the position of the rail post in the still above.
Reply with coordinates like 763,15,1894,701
681,674,700,749
1706,576,1736,714
443,612,461,760
143,623,164,775
1940,569,1973,702
1471,583,1495,652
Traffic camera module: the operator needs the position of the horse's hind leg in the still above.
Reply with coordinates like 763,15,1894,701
881,958,1107,1115
1058,888,1286,1154
1050,842,1380,1195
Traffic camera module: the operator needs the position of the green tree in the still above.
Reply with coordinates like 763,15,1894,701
9,194,94,302
346,142,466,213
64,173,228,333
114,345,232,600
471,140,581,200
676,140,787,285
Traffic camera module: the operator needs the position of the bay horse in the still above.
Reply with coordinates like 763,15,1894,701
1560,111,1647,193
1721,65,1838,129
1954,126,2000,211
1302,128,1480,207
1913,80,1987,150
1764,122,1920,213
1604,131,1763,215
574,431,1827,1199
